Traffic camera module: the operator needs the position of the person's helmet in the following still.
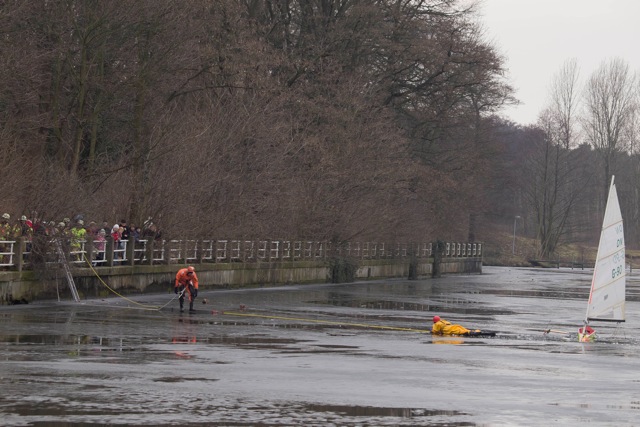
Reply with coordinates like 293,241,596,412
58,222,65,228
77,220,84,226
2,213,9,220
20,215,27,221
433,315,441,323
187,266,195,273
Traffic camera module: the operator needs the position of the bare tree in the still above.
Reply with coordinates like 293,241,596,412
523,59,586,257
527,108,589,258
582,58,637,199
550,58,580,149
0,0,513,244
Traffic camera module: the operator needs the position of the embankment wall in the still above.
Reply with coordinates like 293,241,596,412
0,257,482,304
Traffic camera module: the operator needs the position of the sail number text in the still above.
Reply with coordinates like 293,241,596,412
612,264,624,279
612,245,625,279
610,224,624,278
615,224,624,248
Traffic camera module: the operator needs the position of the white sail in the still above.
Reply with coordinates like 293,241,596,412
585,176,625,322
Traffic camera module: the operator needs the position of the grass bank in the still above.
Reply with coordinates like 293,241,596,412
481,232,640,269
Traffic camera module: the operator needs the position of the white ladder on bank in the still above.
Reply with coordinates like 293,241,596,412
55,239,80,302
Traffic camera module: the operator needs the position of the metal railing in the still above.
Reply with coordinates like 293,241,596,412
0,241,16,267
0,237,482,271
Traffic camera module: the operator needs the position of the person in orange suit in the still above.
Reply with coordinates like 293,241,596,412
174,266,199,313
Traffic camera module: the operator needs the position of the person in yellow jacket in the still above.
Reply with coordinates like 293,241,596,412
0,213,12,265
431,316,472,336
174,266,199,313
431,316,496,337
70,220,87,261
0,213,12,240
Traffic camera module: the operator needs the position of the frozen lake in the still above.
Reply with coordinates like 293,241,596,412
1,266,640,426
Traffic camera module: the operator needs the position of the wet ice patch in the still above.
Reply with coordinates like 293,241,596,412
153,377,219,383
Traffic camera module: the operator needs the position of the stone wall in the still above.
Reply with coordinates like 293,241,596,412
0,257,481,304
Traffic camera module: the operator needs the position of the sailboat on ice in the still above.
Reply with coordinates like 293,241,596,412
579,175,626,342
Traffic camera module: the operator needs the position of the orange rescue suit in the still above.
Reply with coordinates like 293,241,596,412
432,319,470,336
175,268,199,301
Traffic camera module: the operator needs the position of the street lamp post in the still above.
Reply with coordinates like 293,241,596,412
512,215,521,254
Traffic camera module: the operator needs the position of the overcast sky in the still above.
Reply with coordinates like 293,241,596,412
477,0,640,126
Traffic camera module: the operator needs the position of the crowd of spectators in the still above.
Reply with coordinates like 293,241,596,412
0,213,162,242
0,213,162,265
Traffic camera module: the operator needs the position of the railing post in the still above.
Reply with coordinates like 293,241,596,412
106,236,114,267
181,240,187,264
16,237,25,272
86,236,94,265
196,239,203,264
126,236,135,266
432,240,444,278
160,239,168,264
146,239,154,265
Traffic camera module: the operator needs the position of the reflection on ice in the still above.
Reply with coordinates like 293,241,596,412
1,266,640,426
302,403,468,420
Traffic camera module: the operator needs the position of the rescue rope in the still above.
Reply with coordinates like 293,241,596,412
79,256,432,333
83,255,163,311
75,259,434,332
221,311,431,333
80,256,428,329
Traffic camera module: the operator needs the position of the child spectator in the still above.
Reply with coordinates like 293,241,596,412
93,229,106,266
